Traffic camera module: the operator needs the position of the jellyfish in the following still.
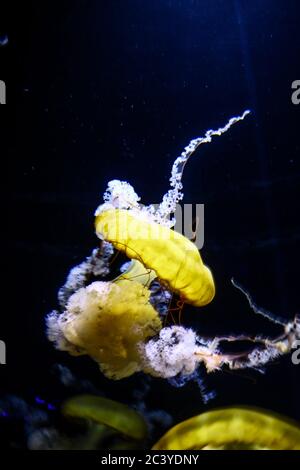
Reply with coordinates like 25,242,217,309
62,394,148,441
47,111,250,381
152,407,300,450
46,109,300,392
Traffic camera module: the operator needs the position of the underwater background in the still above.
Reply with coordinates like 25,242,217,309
1,0,300,449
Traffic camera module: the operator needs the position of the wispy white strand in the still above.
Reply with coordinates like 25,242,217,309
156,110,251,223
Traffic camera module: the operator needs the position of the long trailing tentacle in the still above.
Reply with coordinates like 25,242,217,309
155,110,251,223
231,277,287,326
194,280,300,374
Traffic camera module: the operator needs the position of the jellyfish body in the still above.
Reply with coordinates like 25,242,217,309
62,394,148,441
46,279,162,379
152,407,300,450
47,111,257,385
95,209,215,307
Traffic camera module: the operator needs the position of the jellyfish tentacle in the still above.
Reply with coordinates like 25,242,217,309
155,110,251,224
231,278,287,326
114,259,156,288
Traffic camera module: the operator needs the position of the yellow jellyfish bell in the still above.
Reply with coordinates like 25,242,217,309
62,394,148,441
95,209,215,307
152,407,300,450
